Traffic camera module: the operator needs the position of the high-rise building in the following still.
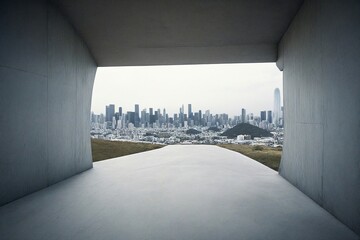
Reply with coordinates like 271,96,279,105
188,104,192,120
141,109,146,125
163,108,167,123
241,108,246,123
135,104,140,127
149,108,154,124
105,106,109,121
135,104,139,117
260,111,266,121
198,110,202,125
127,111,135,125
274,88,281,126
154,110,159,121
267,110,273,123
118,107,122,116
157,108,161,121
179,105,184,125
106,104,115,122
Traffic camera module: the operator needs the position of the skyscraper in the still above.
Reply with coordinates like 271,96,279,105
118,107,122,116
241,108,246,123
199,110,202,125
273,88,281,126
260,111,266,121
188,104,192,120
163,108,167,123
105,106,109,122
149,108,154,124
179,105,184,125
135,104,140,127
127,111,135,125
267,110,273,124
106,104,115,122
141,109,146,125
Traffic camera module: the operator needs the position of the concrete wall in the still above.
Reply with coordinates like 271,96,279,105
0,0,97,206
278,0,360,235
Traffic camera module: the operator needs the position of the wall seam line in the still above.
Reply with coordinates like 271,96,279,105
46,0,50,187
0,65,47,78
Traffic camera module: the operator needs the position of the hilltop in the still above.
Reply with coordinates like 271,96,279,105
221,123,272,139
207,127,221,132
186,129,202,135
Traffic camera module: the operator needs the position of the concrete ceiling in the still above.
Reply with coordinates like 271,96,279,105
52,0,303,66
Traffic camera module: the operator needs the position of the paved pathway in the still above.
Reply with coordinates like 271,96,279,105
0,145,358,240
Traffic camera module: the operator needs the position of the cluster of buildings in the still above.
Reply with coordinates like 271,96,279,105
90,88,284,146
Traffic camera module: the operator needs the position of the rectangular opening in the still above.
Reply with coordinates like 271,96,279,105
90,63,283,170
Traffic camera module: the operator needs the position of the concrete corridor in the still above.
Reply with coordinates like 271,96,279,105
0,145,357,240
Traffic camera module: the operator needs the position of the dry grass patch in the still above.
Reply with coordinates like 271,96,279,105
91,139,164,162
218,144,282,171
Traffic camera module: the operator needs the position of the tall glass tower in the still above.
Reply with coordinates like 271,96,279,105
134,104,140,127
188,104,192,120
273,88,281,127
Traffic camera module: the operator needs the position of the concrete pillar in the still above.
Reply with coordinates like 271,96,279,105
278,0,360,235
0,0,97,206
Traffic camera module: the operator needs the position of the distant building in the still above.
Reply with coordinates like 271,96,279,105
179,105,185,125
198,110,202,125
141,109,146,125
188,104,192,120
106,104,115,122
111,116,116,129
273,88,281,126
105,106,109,121
260,111,266,121
241,108,246,123
127,111,135,125
149,108,154,124
163,108,167,123
236,135,245,141
135,104,140,127
267,110,273,124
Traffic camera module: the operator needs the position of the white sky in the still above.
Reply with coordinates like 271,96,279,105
91,63,283,117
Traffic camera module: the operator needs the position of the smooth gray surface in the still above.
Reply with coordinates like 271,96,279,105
51,0,303,66
0,0,97,206
0,145,357,240
278,0,360,235
1,0,359,237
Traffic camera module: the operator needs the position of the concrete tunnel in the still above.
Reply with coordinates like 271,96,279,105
0,0,359,238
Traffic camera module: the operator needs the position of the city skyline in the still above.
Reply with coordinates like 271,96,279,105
91,94,283,131
91,63,283,116
98,102,277,119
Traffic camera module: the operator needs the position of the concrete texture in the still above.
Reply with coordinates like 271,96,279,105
0,145,357,240
0,0,97,206
278,0,360,235
1,0,359,238
51,0,303,66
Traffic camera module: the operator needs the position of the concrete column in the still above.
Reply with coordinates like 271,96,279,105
0,0,97,206
278,0,360,235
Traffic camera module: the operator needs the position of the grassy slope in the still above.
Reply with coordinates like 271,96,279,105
91,139,164,162
91,139,281,171
218,144,282,171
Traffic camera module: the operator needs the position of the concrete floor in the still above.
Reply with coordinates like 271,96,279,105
0,145,358,240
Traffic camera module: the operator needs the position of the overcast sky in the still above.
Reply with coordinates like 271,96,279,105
91,63,283,117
